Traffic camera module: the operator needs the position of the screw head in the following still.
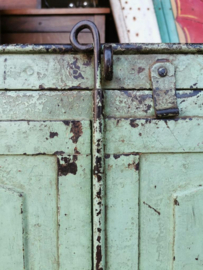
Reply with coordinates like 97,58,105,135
158,67,167,77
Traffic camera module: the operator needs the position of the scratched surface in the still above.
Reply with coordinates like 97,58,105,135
105,118,203,154
1,54,203,89
140,154,203,270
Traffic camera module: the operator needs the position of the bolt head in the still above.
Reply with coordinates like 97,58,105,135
158,67,167,77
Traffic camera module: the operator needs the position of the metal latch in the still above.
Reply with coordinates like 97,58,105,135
150,60,179,118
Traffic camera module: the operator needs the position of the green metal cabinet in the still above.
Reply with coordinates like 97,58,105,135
1,38,203,270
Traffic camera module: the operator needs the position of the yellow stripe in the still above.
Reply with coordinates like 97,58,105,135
184,27,191,43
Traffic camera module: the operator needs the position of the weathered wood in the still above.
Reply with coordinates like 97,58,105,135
1,16,95,33
0,156,58,269
59,155,92,270
0,54,94,90
102,54,203,90
105,154,139,270
105,118,203,154
1,54,203,89
119,0,161,43
0,91,92,120
0,121,90,155
2,32,94,45
0,186,24,269
0,8,111,15
0,90,203,120
140,153,203,269
0,0,39,9
105,90,203,118
1,15,105,42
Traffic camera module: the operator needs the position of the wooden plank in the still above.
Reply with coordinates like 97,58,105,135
0,91,92,121
153,0,179,42
105,118,203,154
0,90,203,121
59,155,92,270
105,90,203,118
109,0,129,42
1,54,203,90
94,15,105,42
102,54,203,90
0,0,38,9
2,32,94,44
1,16,95,33
106,154,139,270
140,153,203,269
0,156,58,269
0,121,90,155
0,8,111,15
0,54,94,90
0,186,24,269
119,0,161,42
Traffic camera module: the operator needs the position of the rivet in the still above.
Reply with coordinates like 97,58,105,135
158,67,167,77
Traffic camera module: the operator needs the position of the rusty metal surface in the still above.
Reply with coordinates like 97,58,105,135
103,45,113,81
1,43,203,54
151,61,179,118
70,21,105,270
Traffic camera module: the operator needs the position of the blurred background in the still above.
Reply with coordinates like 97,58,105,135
0,0,201,44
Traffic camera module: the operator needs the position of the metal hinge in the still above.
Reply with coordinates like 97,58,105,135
150,60,179,118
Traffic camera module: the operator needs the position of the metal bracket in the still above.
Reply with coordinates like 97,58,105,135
150,60,179,118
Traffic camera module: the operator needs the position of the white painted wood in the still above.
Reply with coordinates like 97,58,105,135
111,0,161,43
109,0,129,42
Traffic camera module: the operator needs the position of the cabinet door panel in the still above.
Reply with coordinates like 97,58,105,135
0,186,24,269
140,153,203,270
105,154,139,270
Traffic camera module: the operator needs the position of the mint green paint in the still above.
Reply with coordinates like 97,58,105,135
140,154,203,269
1,45,203,270
0,186,24,269
59,155,92,270
1,54,203,90
105,154,139,270
105,118,203,154
0,121,90,155
173,188,203,269
0,156,58,269
153,0,179,42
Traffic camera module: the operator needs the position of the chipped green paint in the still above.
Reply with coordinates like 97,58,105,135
1,54,203,89
1,42,203,270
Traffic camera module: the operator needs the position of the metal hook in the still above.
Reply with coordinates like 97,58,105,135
70,21,105,270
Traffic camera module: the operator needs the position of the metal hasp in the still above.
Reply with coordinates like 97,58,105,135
150,60,179,118
70,21,105,270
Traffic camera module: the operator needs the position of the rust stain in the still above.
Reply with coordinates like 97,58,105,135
49,132,58,139
58,156,78,176
70,121,83,144
130,120,139,128
96,244,103,270
143,201,161,215
128,161,139,171
174,199,180,206
74,147,81,155
138,67,145,74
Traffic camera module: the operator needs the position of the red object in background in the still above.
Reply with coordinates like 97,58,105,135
174,0,203,43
